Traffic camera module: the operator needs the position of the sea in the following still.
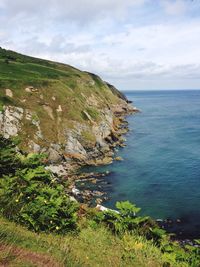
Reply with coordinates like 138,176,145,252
83,90,200,239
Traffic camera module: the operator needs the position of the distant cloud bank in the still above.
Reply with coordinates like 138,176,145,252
1,0,200,90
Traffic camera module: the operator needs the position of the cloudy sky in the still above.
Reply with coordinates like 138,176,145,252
1,0,200,90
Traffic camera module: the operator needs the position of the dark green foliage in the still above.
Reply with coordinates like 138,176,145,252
0,47,79,86
91,201,200,266
0,47,55,67
0,167,78,233
94,201,151,234
149,227,168,245
21,153,47,168
0,137,79,234
0,136,21,177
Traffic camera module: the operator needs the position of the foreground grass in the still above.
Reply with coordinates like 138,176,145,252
0,217,195,267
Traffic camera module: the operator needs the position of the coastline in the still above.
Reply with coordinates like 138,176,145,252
65,103,139,205
64,97,200,243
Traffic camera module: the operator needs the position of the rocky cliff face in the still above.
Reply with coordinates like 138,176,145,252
0,48,135,165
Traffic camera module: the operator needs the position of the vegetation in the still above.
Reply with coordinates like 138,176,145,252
0,135,199,266
0,48,199,266
93,201,152,234
0,136,21,176
0,47,122,148
0,217,172,267
0,136,78,234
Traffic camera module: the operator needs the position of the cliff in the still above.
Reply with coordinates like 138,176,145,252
0,47,134,165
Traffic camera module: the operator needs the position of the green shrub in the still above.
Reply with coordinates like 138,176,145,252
0,136,79,234
92,202,200,266
94,201,151,234
0,165,78,234
0,135,21,177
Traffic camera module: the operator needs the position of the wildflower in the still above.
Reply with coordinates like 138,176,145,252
50,220,53,224
56,226,59,230
15,199,19,202
44,200,47,204
134,242,143,250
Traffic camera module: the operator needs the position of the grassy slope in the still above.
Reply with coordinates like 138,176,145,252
0,216,185,267
0,47,122,149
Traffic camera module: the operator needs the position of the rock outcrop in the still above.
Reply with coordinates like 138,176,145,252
0,47,137,166
0,106,23,139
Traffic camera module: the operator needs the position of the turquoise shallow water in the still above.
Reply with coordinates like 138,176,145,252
84,90,200,238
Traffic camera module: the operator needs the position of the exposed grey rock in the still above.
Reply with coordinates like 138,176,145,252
0,94,132,166
5,89,13,98
104,109,113,125
0,106,23,138
92,121,112,147
65,135,87,157
51,143,61,151
45,164,67,176
47,147,62,162
24,110,43,139
29,141,41,153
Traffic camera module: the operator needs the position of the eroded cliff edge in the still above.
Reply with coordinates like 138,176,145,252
0,47,137,169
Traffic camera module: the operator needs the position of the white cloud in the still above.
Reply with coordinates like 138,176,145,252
1,0,146,23
161,0,187,15
1,0,200,90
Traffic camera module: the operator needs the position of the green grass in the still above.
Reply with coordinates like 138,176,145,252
0,47,125,150
81,130,96,144
1,216,197,267
0,216,188,267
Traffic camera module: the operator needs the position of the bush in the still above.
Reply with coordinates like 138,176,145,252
92,202,200,266
94,201,152,234
0,165,78,233
0,136,21,177
0,137,79,234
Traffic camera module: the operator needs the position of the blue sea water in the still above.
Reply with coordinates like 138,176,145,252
85,90,200,238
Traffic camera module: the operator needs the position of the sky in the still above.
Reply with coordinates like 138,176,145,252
1,0,200,90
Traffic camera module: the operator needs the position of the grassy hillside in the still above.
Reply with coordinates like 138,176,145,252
0,47,120,111
0,47,126,152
